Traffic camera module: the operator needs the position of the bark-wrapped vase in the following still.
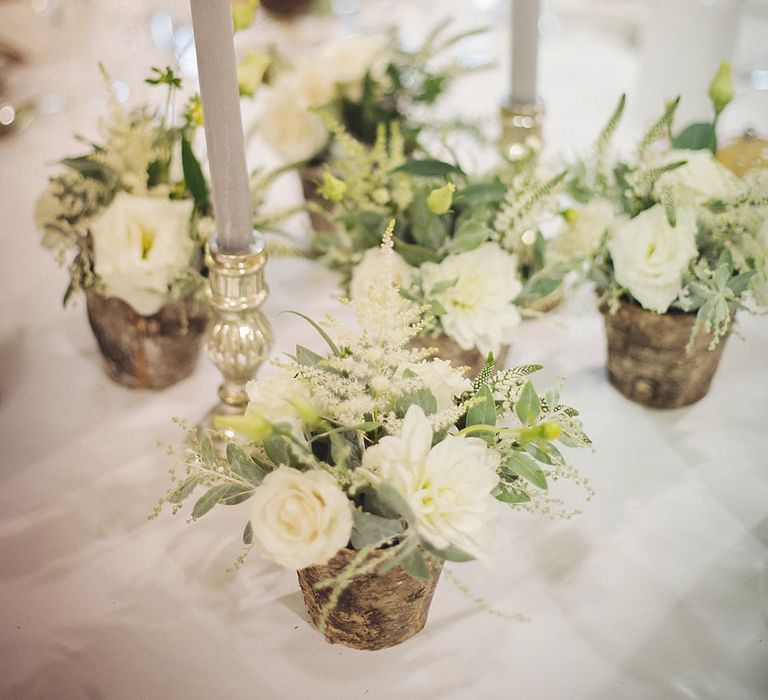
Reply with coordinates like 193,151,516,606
601,298,729,408
297,547,443,650
85,290,207,389
409,334,509,377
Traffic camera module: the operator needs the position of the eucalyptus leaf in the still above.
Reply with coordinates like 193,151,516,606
362,484,416,523
263,434,290,467
191,483,231,519
200,436,215,466
515,382,541,425
503,451,547,490
350,508,404,549
168,475,202,504
226,442,267,484
419,538,475,562
493,483,532,504
396,388,438,417
242,520,253,545
398,547,432,580
393,158,462,177
447,219,490,253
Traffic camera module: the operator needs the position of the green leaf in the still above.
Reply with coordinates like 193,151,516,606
447,219,490,253
398,547,431,580
727,271,755,295
393,158,462,177
393,238,442,266
396,388,438,417
181,135,209,214
282,310,341,357
502,451,547,490
61,156,115,183
200,436,215,466
191,483,231,519
408,191,447,251
419,538,475,562
263,434,290,467
168,475,202,504
465,385,496,442
295,345,323,367
515,268,566,304
219,483,254,506
672,122,717,153
515,381,541,425
242,520,253,545
361,484,416,523
350,508,404,549
226,443,267,485
493,483,531,504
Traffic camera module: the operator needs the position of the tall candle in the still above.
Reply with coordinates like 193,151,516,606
190,0,253,253
510,0,540,105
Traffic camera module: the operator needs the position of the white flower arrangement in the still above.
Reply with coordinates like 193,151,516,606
155,224,593,628
563,63,768,348
252,20,487,165
306,116,571,355
34,66,212,314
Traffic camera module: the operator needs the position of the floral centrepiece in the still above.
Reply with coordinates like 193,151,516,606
563,63,768,407
35,66,213,388
307,117,570,364
155,225,593,650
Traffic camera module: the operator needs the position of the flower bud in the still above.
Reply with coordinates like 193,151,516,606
562,208,579,224
318,172,347,202
237,50,270,98
232,0,259,32
427,182,455,215
214,412,273,442
539,422,561,440
708,61,734,115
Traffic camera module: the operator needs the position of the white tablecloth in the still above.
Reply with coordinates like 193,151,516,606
1,2,767,699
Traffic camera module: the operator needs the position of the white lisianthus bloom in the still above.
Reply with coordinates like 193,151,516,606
90,192,194,315
245,371,312,437
249,466,353,570
349,247,414,301
607,204,698,313
398,359,471,412
261,86,329,162
547,198,615,263
362,405,500,560
289,62,337,108
419,243,523,355
319,34,386,100
654,149,736,204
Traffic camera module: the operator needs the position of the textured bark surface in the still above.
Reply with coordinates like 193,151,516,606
409,334,509,377
299,165,333,233
297,548,443,650
601,299,729,409
86,290,207,389
522,285,564,313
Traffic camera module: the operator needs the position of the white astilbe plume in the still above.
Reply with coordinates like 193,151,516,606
277,221,472,432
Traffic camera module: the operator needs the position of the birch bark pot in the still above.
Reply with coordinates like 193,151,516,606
299,165,333,233
86,290,207,389
600,298,729,408
409,334,509,377
297,547,443,650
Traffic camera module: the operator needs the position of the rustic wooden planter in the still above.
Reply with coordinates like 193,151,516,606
299,165,333,233
85,290,207,389
297,547,443,650
600,298,729,408
409,334,509,377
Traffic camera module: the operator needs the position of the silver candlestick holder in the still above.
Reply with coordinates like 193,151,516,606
198,233,274,439
498,100,544,161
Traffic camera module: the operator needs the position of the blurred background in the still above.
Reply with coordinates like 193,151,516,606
0,0,765,158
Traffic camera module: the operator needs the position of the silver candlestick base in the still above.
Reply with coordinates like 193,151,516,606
498,100,544,160
198,234,274,440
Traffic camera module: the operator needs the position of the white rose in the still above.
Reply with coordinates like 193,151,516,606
261,86,330,163
349,247,414,301
245,371,312,437
607,204,698,313
250,466,353,570
362,405,500,560
319,34,386,100
289,62,337,108
419,243,523,355
398,359,471,412
654,149,737,205
90,192,195,315
547,198,615,263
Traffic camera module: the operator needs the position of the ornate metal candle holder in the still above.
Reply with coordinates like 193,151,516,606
198,234,274,438
498,100,544,160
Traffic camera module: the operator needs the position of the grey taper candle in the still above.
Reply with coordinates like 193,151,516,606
190,0,253,253
510,0,540,105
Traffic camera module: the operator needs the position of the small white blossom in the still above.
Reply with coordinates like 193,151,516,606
653,149,737,205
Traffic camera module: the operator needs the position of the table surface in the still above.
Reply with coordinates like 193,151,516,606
1,2,767,699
